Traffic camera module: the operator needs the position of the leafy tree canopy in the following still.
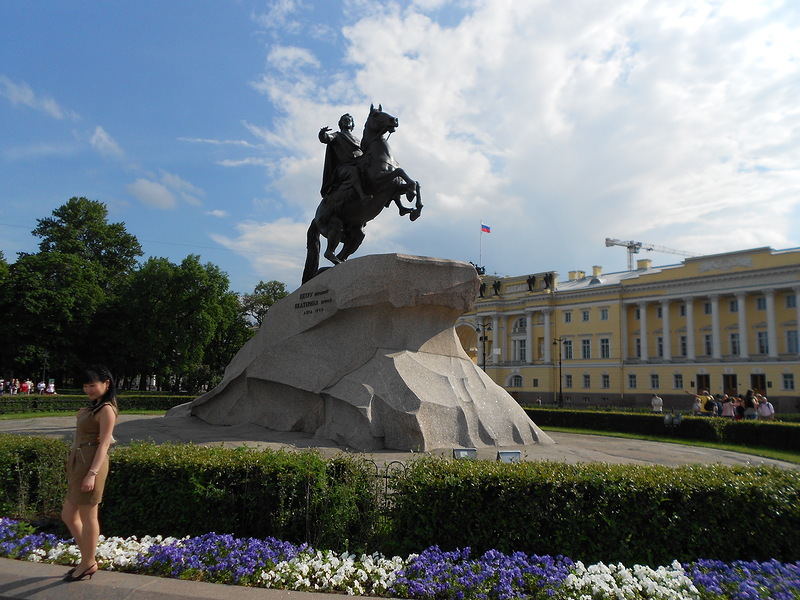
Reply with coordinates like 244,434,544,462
240,280,289,326
31,197,143,280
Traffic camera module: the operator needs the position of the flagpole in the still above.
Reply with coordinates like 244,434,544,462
479,220,483,270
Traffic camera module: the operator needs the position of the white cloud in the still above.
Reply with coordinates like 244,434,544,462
217,157,273,167
0,75,76,120
90,126,124,156
211,218,309,289
207,209,229,218
240,0,800,277
267,45,320,72
179,137,259,148
160,171,204,196
128,171,206,210
128,178,178,210
251,0,306,35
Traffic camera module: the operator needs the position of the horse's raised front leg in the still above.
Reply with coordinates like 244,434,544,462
390,167,416,200
387,194,413,216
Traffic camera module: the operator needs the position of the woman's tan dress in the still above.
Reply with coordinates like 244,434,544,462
66,403,117,505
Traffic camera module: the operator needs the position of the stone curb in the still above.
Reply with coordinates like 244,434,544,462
0,558,385,600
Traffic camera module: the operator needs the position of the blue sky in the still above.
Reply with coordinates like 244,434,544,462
2,0,799,293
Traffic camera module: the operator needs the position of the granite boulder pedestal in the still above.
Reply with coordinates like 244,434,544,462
168,254,552,451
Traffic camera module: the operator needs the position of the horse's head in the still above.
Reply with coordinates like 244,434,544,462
366,103,398,136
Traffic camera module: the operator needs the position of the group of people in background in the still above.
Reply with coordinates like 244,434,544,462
685,389,775,420
0,378,56,395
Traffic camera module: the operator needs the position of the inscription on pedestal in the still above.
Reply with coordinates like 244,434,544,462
295,289,333,316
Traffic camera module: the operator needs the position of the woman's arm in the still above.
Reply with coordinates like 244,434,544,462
81,404,117,493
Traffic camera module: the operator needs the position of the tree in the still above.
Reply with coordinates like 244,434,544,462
240,280,288,327
31,197,142,287
119,255,252,392
0,198,142,379
1,251,104,378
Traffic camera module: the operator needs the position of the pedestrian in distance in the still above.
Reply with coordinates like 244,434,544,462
650,393,663,414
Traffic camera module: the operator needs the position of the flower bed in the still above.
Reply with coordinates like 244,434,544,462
1,518,798,599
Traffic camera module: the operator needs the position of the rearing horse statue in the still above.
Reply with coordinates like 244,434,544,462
302,105,422,284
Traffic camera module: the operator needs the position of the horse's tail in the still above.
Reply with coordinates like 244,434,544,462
302,220,321,284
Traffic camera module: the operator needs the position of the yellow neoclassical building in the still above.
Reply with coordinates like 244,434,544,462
456,246,800,413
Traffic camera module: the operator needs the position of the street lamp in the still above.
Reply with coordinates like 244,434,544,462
40,350,49,387
552,337,565,407
476,320,493,371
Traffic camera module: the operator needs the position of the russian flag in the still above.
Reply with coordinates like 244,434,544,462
481,223,491,233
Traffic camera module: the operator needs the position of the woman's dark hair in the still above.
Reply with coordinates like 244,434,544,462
82,365,118,410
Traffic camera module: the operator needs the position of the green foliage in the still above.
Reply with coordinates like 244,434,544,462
0,395,189,414
0,435,68,519
386,457,800,564
31,196,143,280
0,197,262,393
114,255,253,392
101,443,378,551
240,280,289,326
525,408,800,451
3,434,796,564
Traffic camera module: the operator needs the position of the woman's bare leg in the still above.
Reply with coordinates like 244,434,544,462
74,504,99,570
60,500,82,545
61,500,99,571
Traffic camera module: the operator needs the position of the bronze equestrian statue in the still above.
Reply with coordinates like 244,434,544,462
303,105,422,284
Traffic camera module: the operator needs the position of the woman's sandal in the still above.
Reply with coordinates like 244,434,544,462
63,563,97,582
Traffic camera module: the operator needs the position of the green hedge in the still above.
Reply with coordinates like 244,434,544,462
101,443,378,550
525,407,800,451
386,458,800,564
1,434,798,563
0,435,68,518
0,395,189,414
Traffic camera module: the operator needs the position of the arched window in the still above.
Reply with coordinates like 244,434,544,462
512,317,527,333
509,374,524,388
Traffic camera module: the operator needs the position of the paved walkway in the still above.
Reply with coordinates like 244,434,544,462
0,557,364,600
0,413,795,469
0,414,795,599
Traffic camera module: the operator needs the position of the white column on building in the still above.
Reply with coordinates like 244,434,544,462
501,315,510,365
795,287,800,350
525,310,534,364
710,294,722,360
684,297,696,360
491,314,501,365
736,292,749,358
660,299,672,360
765,289,778,358
621,303,629,360
638,300,649,362
543,308,553,363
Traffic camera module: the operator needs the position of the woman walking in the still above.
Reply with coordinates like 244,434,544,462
60,365,118,582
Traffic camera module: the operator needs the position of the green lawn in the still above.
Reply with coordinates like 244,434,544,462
542,425,800,465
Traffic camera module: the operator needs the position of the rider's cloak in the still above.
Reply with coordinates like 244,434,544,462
320,130,362,198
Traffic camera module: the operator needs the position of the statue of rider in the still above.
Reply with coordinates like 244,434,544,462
319,114,372,205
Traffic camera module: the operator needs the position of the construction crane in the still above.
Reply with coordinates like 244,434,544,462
605,238,699,271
